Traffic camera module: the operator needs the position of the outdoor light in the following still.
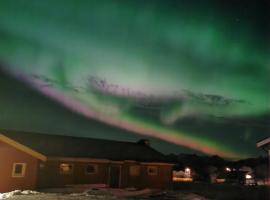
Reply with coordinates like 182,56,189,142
245,174,252,179
184,167,191,178
225,167,231,172
185,168,191,173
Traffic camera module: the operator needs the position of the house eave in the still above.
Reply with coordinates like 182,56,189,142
0,133,47,161
47,157,174,166
140,162,175,166
48,157,125,164
47,157,112,163
256,137,270,149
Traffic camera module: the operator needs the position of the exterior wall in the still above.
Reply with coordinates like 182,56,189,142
37,160,110,188
37,160,173,189
0,141,38,192
140,164,173,188
121,163,173,189
121,162,142,188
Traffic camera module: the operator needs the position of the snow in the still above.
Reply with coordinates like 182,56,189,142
0,186,208,200
41,184,157,198
0,190,39,199
62,186,156,198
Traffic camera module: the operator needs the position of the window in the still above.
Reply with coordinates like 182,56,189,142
129,165,141,176
85,164,98,174
12,163,26,177
39,163,45,169
59,163,73,174
147,166,158,176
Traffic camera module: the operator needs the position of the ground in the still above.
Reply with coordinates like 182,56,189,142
0,186,207,200
1,183,269,200
1,191,207,200
173,182,270,200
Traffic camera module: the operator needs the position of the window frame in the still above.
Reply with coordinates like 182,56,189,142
12,163,27,178
147,166,158,176
129,165,141,176
59,163,74,175
85,164,98,175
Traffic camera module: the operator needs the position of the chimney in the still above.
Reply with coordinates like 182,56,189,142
137,139,150,146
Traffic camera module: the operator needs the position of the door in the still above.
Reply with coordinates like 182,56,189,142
109,165,121,188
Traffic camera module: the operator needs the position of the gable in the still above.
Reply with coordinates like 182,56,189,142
0,134,47,161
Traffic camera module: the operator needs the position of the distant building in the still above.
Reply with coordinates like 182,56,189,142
172,167,193,182
0,131,174,192
256,137,270,184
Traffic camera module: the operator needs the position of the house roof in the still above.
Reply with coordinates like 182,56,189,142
0,130,171,163
256,137,270,148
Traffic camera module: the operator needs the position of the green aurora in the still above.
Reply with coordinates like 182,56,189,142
0,0,269,159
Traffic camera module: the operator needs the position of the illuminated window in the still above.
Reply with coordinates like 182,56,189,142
39,163,45,169
59,163,73,174
85,164,98,174
147,166,158,176
129,165,141,176
12,163,26,177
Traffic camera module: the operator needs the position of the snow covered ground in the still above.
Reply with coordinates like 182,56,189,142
0,186,208,200
0,190,39,199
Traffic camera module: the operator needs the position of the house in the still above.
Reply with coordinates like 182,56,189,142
256,137,270,184
257,137,270,156
0,130,174,192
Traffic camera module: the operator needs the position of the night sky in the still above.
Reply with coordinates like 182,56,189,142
0,0,269,159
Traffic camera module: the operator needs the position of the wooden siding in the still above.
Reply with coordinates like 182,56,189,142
120,162,173,189
0,141,38,192
37,160,110,188
37,160,173,189
140,164,173,188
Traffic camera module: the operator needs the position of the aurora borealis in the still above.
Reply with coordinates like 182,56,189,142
0,0,269,159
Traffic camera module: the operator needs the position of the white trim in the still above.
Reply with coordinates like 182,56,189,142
48,157,125,164
257,137,270,148
48,157,111,163
0,134,47,161
48,157,173,166
12,163,27,178
124,160,138,163
141,162,174,166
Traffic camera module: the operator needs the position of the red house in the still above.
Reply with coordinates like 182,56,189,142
0,130,174,192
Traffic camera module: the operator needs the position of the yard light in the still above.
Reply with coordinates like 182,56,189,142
225,167,231,172
184,167,191,178
185,168,191,173
245,174,252,179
